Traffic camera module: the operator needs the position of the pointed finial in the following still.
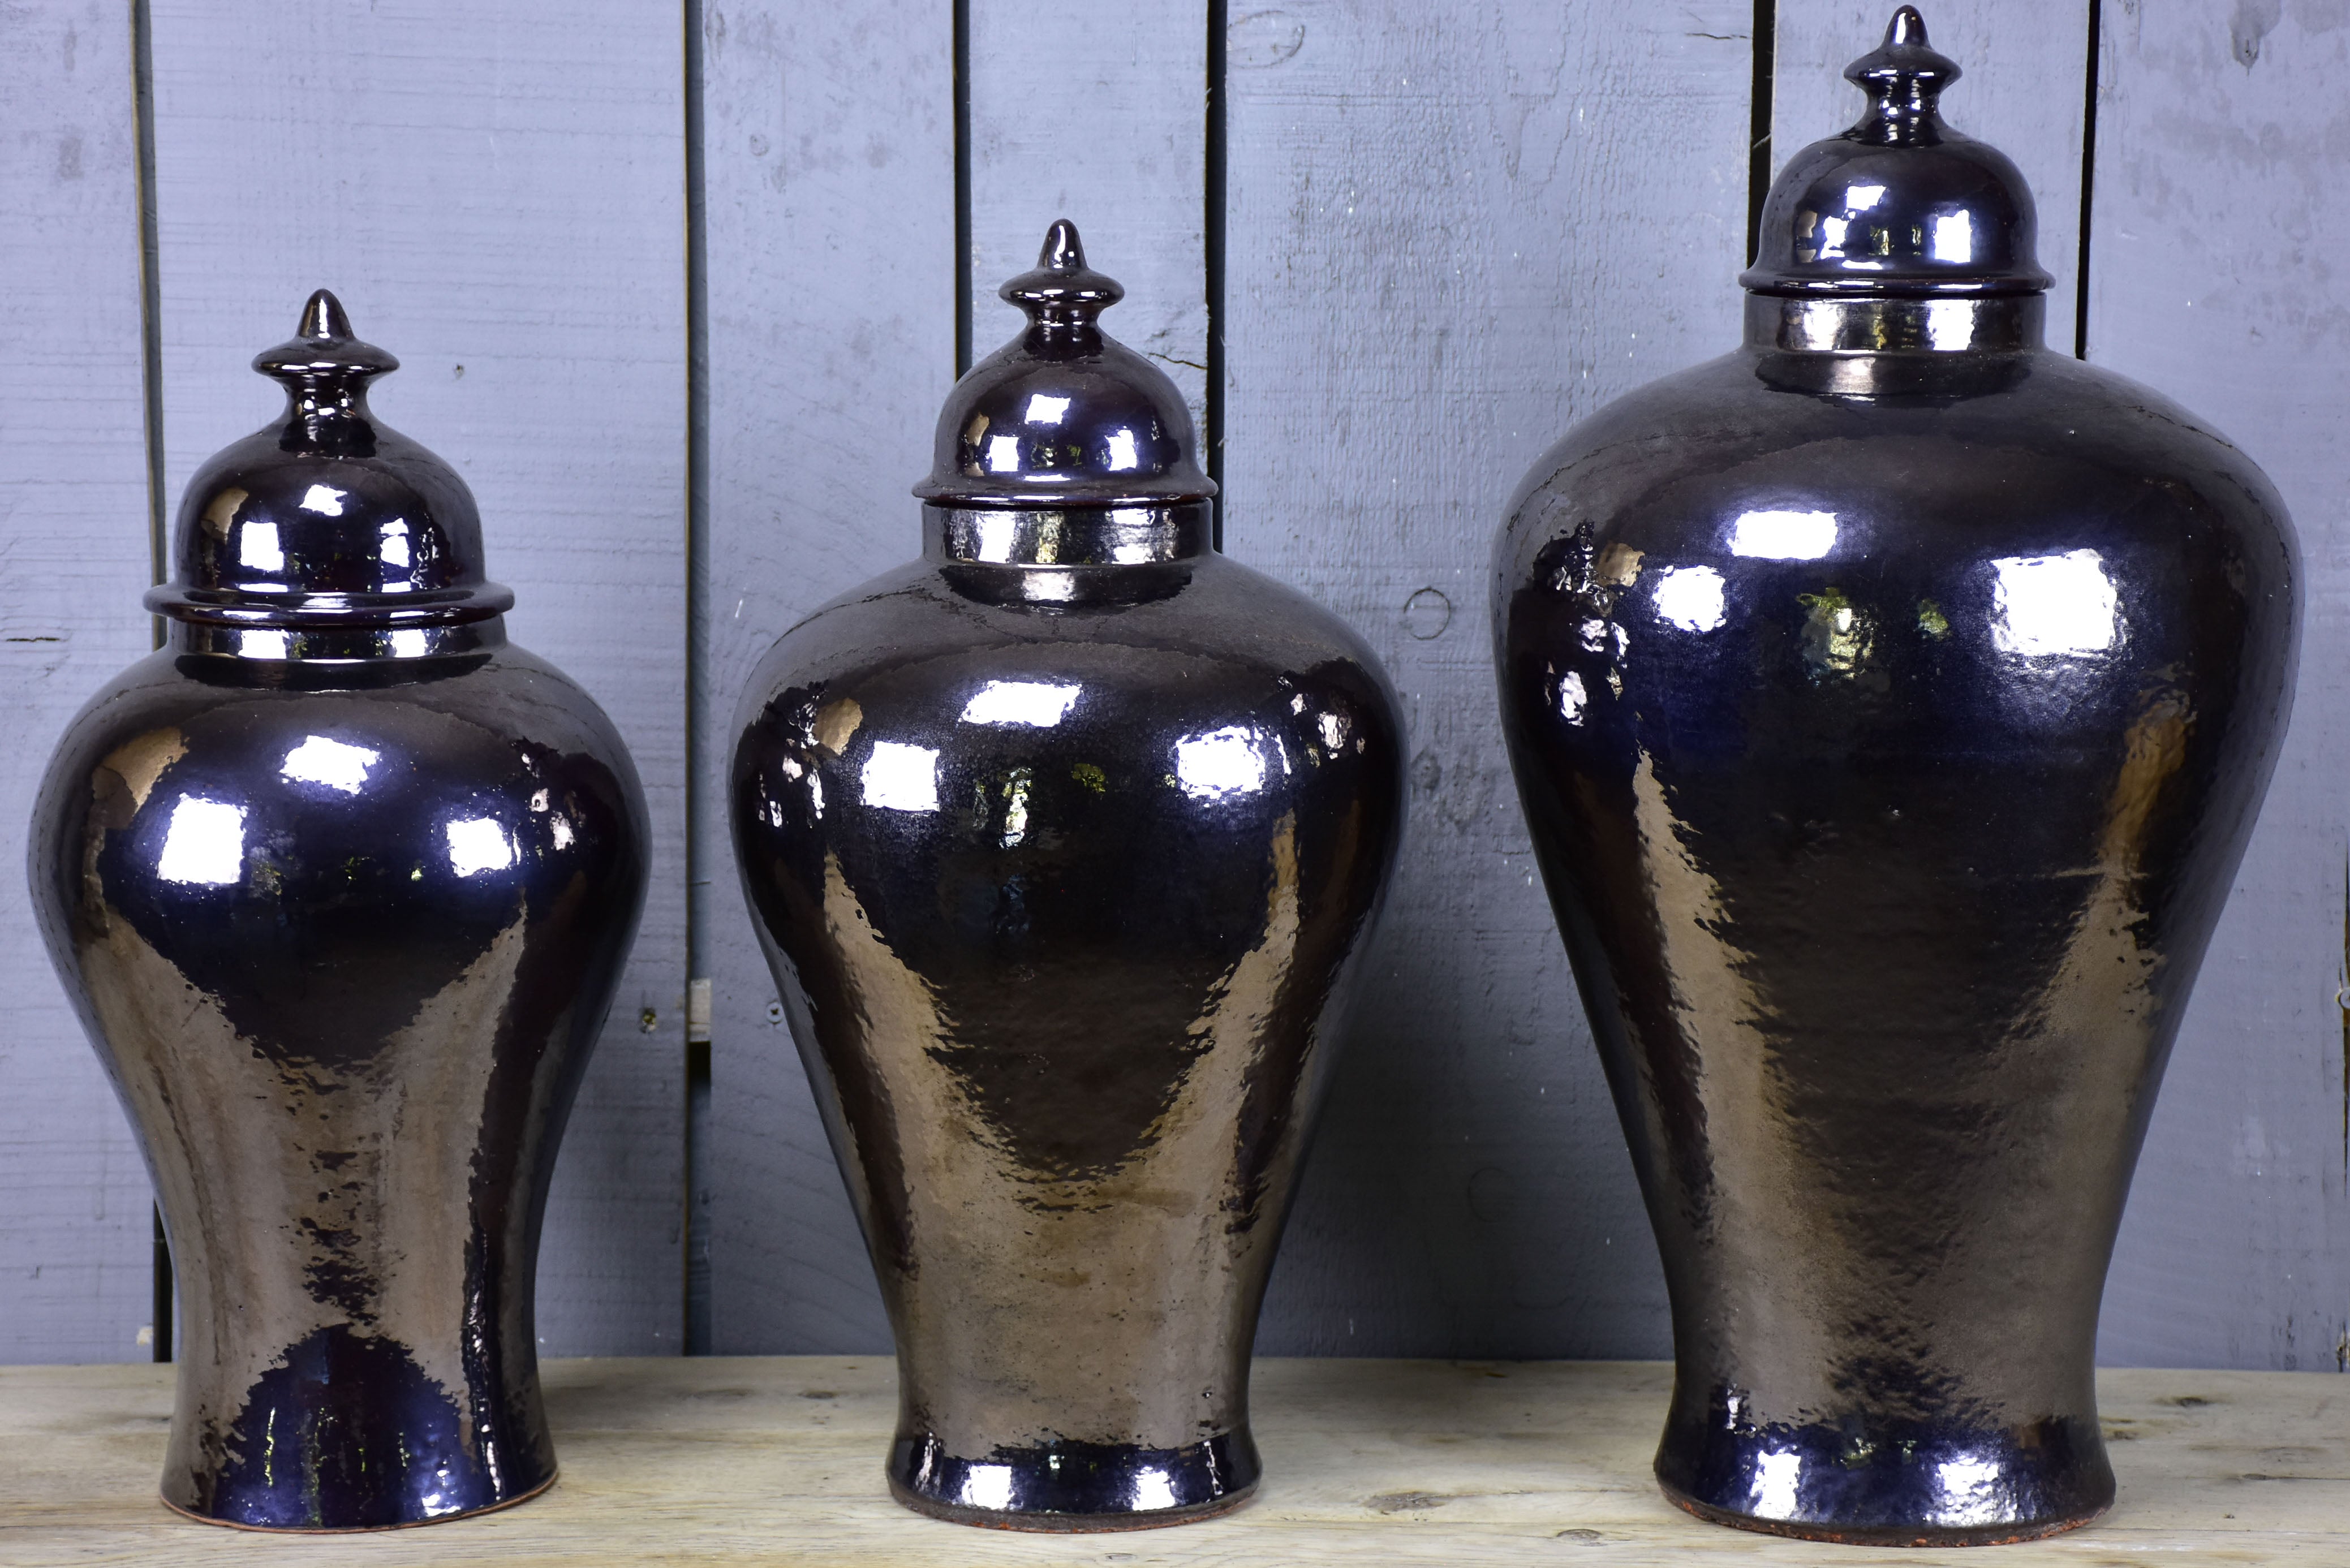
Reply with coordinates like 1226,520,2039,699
298,288,353,342
1039,218,1086,273
1841,5,1961,145
1000,218,1125,337
253,288,399,387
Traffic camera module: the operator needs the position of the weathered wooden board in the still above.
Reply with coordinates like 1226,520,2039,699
698,0,954,1354
0,0,161,1363
143,0,689,1354
6,1356,2348,1563
2085,1,2350,1371
1773,2,2091,350
1224,1,1751,1356
966,5,1209,417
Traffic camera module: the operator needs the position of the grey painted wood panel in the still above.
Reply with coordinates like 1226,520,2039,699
966,5,1208,415
700,0,954,1353
0,0,161,1363
1226,0,1753,1357
1773,2,2091,349
144,0,689,1354
2086,1,2350,1370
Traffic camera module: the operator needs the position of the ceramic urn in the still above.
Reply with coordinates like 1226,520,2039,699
729,222,1406,1530
29,293,649,1530
1491,10,2297,1547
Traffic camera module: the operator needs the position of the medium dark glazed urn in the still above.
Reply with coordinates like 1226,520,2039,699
1492,10,2297,1547
29,293,649,1530
730,222,1405,1530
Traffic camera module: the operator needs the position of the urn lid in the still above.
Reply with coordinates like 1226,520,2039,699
1740,6,2052,298
145,290,514,633
915,220,1216,509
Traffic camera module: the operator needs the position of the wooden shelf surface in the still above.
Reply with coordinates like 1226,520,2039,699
4,1357,2347,1564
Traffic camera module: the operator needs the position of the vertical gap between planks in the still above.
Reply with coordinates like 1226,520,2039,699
952,0,973,377
1745,0,1775,266
2072,0,2101,360
2342,849,2349,1369
681,0,715,1356
130,0,174,1365
1204,0,1228,551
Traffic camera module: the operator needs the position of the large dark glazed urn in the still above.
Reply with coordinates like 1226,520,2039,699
1492,10,2297,1547
29,293,649,1530
730,222,1405,1530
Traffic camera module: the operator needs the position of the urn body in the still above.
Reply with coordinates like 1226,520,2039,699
731,507,1404,1527
1494,295,2297,1540
1494,14,2298,1543
28,296,649,1530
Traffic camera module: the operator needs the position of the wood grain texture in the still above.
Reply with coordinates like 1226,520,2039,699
966,5,1208,417
144,0,689,1354
1772,2,2091,348
5,1356,2347,1563
0,0,160,1363
1224,1,1751,1357
698,0,954,1354
2085,0,2350,1371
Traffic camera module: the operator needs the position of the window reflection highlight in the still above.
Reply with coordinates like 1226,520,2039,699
1991,549,2118,656
863,740,941,812
961,1463,1015,1511
1931,210,1975,262
1557,669,1589,724
961,680,1081,729
1654,565,1728,632
1750,1448,1802,1519
298,484,345,516
445,817,515,877
280,735,378,795
1933,1455,2005,1525
1728,509,1838,560
157,798,247,887
1022,394,1071,425
240,522,286,574
1175,726,1266,802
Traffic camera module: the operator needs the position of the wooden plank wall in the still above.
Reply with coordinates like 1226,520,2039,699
0,0,157,1362
3,0,2346,1372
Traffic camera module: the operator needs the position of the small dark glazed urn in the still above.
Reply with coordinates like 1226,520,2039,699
1492,10,2297,1548
730,222,1405,1530
29,294,649,1530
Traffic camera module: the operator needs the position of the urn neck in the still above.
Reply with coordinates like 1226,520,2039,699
925,503,1213,565
1744,293,2044,353
167,617,506,661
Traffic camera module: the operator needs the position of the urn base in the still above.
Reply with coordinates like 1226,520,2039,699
160,1472,556,1534
886,1430,1260,1531
1655,1402,2112,1547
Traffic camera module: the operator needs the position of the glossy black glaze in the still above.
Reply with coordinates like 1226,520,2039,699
29,294,648,1531
732,223,1405,1530
1492,11,2297,1547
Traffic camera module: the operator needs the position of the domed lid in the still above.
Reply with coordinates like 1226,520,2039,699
915,220,1216,509
146,290,513,631
1740,6,2052,299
